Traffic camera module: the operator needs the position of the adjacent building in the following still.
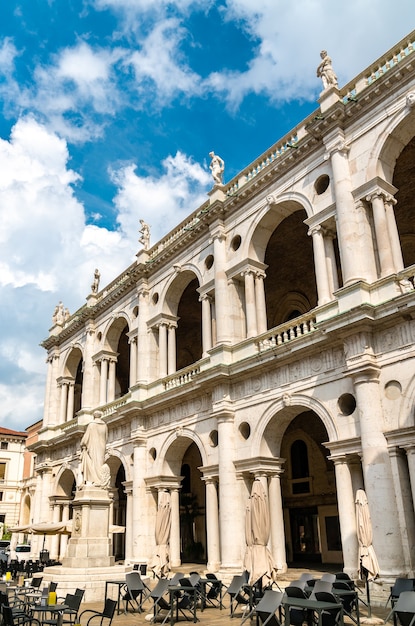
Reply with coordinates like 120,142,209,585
0,427,27,531
28,30,415,582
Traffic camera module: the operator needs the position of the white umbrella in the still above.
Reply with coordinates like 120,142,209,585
246,480,278,588
150,490,171,577
356,489,380,618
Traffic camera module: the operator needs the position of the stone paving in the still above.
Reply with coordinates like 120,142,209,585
85,565,390,626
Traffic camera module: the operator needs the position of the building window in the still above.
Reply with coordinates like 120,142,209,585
290,439,311,495
0,493,3,501
0,464,6,480
0,442,7,451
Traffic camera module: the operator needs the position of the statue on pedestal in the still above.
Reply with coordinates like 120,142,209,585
209,151,225,185
139,219,150,250
91,268,100,294
80,410,109,487
317,50,338,89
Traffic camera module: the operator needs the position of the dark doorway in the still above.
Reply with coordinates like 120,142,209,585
290,506,322,563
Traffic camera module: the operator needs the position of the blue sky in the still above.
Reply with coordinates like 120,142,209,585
0,0,413,431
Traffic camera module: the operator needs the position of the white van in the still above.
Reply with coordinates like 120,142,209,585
14,544,31,562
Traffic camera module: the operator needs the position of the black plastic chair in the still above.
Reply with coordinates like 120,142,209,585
226,574,251,618
78,599,117,626
389,580,415,607
313,591,343,626
241,589,283,626
388,591,415,626
149,578,171,624
123,571,150,613
334,573,355,590
203,573,223,608
284,583,310,626
2,605,41,626
332,580,358,622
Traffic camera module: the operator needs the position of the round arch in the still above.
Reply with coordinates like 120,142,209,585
162,267,202,317
251,393,338,458
248,197,312,263
368,95,415,182
155,429,208,477
106,449,132,484
102,313,131,352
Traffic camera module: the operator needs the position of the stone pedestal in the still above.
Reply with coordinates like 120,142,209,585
63,485,114,568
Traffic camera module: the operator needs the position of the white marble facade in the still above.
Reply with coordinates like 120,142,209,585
26,31,415,584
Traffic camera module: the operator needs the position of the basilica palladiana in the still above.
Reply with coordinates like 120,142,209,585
23,30,415,587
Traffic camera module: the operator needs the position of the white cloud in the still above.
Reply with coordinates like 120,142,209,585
207,0,415,106
0,117,211,429
23,42,123,142
110,151,211,245
127,18,202,102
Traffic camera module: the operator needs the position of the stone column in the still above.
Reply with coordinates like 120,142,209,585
212,226,231,344
384,194,404,272
129,336,137,387
137,286,150,384
107,358,116,403
217,409,241,568
124,483,134,562
324,230,339,294
60,503,70,560
204,477,220,571
388,447,415,571
59,382,68,424
243,270,258,338
404,445,415,511
170,487,181,567
81,321,95,410
132,434,150,562
268,468,287,573
352,367,405,575
326,135,370,285
50,501,61,560
331,456,359,577
43,355,54,428
308,225,331,304
158,323,168,378
200,294,213,356
255,271,267,335
167,324,177,375
366,191,395,276
99,358,108,405
66,382,75,421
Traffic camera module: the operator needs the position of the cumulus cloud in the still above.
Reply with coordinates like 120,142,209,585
210,0,415,106
0,117,211,429
127,18,202,102
110,151,211,243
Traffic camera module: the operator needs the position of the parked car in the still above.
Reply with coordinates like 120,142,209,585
14,544,31,562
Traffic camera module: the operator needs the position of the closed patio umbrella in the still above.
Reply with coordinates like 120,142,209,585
247,479,278,587
150,490,171,577
243,496,253,575
356,489,380,618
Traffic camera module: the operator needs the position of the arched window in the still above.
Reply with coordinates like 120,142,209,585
290,439,311,494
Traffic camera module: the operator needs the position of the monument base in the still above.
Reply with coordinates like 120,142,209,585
40,564,133,603
63,484,114,569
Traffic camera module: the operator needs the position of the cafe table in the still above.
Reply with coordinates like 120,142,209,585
283,595,344,626
104,580,126,615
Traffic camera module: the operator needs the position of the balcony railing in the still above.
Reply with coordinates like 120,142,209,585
257,313,317,353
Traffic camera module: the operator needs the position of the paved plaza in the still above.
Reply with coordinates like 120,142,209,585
96,565,390,626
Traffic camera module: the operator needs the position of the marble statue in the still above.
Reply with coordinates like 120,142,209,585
139,219,150,250
91,268,100,294
80,410,108,487
209,151,225,185
53,301,65,326
317,50,338,89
